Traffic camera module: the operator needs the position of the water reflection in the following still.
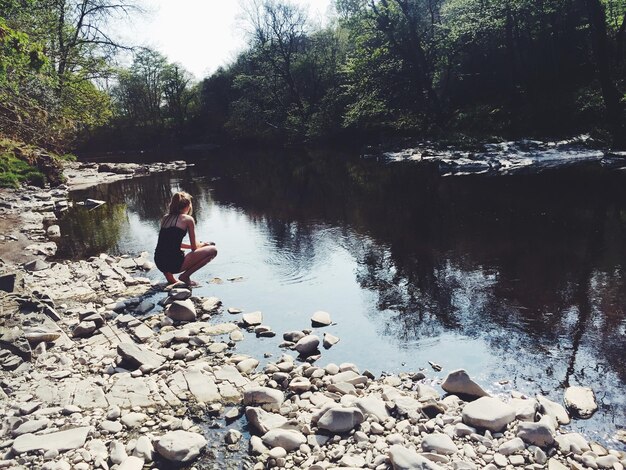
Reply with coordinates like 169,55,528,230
58,150,626,445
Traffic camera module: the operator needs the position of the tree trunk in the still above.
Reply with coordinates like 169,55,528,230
585,0,625,148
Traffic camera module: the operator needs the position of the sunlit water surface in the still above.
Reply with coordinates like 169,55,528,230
58,149,626,450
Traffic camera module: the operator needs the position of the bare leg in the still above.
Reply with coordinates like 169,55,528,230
164,272,177,284
178,246,217,284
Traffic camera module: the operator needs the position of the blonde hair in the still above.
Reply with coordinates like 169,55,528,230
168,191,193,215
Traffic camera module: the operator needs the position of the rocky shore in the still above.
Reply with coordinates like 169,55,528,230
1,161,625,470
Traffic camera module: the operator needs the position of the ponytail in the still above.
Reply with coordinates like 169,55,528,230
168,191,193,216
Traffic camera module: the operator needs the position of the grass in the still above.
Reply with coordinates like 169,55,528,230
0,137,65,188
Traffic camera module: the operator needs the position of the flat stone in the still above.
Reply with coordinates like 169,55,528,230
121,412,148,428
117,456,144,470
72,321,96,338
462,397,515,432
167,299,196,321
201,297,221,312
13,418,50,436
517,421,554,447
537,395,570,425
117,343,165,370
243,387,284,409
184,370,221,403
421,433,458,455
317,407,364,433
441,369,489,399
262,429,306,451
388,444,444,469
245,407,289,434
155,430,207,463
169,288,191,300
12,426,90,454
498,437,525,455
242,311,263,326
563,386,597,419
311,311,332,327
355,395,389,421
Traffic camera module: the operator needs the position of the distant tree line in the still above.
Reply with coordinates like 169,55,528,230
3,0,625,151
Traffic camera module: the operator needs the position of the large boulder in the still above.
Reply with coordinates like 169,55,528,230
117,343,165,370
317,407,364,433
294,335,320,357
311,311,332,327
537,395,570,425
462,397,516,432
243,387,284,409
155,431,207,463
245,407,288,434
166,299,196,321
261,429,306,451
441,369,489,399
12,426,91,454
563,386,597,419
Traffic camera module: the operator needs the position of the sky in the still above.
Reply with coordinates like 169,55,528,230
118,0,334,79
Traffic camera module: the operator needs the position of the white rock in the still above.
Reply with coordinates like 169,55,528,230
237,358,259,374
498,437,525,455
441,369,489,398
317,407,364,433
289,377,312,393
245,407,288,434
243,387,285,409
117,456,144,470
262,429,306,451
563,386,597,419
537,395,570,425
461,397,515,432
388,444,444,469
517,421,554,447
242,311,263,326
11,426,91,454
225,429,242,444
421,433,458,455
322,332,340,348
133,435,154,461
294,335,320,356
121,412,148,428
355,395,390,421
155,430,207,462
166,299,196,321
311,311,332,326
110,440,128,465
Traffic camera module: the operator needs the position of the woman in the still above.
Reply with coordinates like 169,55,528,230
154,191,217,286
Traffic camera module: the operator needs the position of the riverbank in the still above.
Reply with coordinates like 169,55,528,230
0,162,625,470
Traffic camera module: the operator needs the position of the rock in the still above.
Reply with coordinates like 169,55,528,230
498,437,525,455
317,407,364,433
134,299,155,314
421,433,458,455
283,331,305,342
225,429,242,444
462,397,516,432
311,311,332,327
230,330,244,341
237,358,259,374
243,387,284,409
294,335,320,356
245,408,289,434
155,430,207,463
242,311,263,326
169,288,191,300
13,418,50,436
72,321,97,338
117,342,165,370
12,426,90,454
537,395,570,425
355,395,390,421
117,456,144,470
121,412,148,428
167,299,196,321
286,376,310,393
323,332,340,348
547,458,568,470
47,225,61,237
262,429,306,451
201,296,221,311
133,435,154,461
109,440,128,464
24,259,49,272
563,386,597,419
388,445,444,469
23,329,61,344
517,421,554,447
441,369,489,398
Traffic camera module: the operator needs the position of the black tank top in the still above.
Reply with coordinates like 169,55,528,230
155,215,187,256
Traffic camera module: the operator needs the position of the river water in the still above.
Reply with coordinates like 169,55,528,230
58,145,626,449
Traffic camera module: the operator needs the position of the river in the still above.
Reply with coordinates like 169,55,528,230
57,144,626,449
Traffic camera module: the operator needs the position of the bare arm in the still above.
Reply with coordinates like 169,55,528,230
181,216,210,250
